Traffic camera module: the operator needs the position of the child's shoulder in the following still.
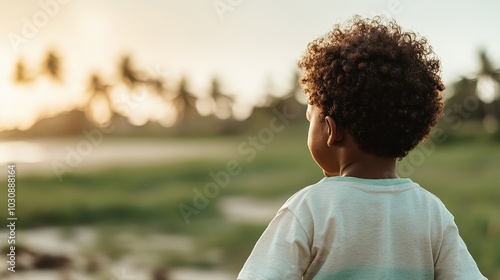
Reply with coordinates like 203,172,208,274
279,177,333,208
280,176,449,214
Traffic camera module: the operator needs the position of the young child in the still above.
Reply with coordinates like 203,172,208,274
237,16,486,280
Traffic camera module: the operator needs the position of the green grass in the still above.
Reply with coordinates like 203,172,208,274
2,125,499,278
11,161,222,231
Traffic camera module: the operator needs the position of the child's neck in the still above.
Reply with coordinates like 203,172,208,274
339,153,398,179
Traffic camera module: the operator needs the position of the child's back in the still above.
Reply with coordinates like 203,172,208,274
237,16,486,280
239,177,484,279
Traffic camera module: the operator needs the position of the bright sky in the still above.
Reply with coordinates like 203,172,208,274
0,0,499,130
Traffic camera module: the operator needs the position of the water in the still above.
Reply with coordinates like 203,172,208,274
0,137,236,175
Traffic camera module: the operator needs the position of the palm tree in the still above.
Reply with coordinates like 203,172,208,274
12,50,62,84
475,50,500,133
262,70,305,108
209,77,233,119
42,50,62,81
172,77,197,123
84,73,114,124
118,55,145,88
147,76,167,96
449,77,483,119
270,70,306,121
284,70,303,100
144,68,170,99
13,59,28,83
446,50,500,133
257,76,279,107
13,58,35,83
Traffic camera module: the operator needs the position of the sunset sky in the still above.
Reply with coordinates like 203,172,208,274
0,0,499,130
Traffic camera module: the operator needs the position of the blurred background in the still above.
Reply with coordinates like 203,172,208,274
0,0,499,279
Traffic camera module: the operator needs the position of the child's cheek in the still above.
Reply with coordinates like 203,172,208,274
307,124,327,166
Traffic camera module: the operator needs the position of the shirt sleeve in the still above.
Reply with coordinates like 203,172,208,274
237,208,311,280
434,215,487,280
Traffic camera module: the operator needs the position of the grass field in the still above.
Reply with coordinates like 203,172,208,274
2,124,500,279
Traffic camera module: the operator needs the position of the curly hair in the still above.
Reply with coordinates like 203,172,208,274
298,16,445,158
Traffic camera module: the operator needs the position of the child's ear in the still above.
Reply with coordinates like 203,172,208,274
325,116,343,147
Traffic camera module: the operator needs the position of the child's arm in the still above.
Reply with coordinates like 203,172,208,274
237,208,311,280
434,214,487,280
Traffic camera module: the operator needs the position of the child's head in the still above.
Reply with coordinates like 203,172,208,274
299,16,445,173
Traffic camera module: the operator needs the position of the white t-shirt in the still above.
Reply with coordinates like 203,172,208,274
238,176,487,280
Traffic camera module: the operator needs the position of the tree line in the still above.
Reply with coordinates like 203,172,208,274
12,50,304,129
11,49,500,134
